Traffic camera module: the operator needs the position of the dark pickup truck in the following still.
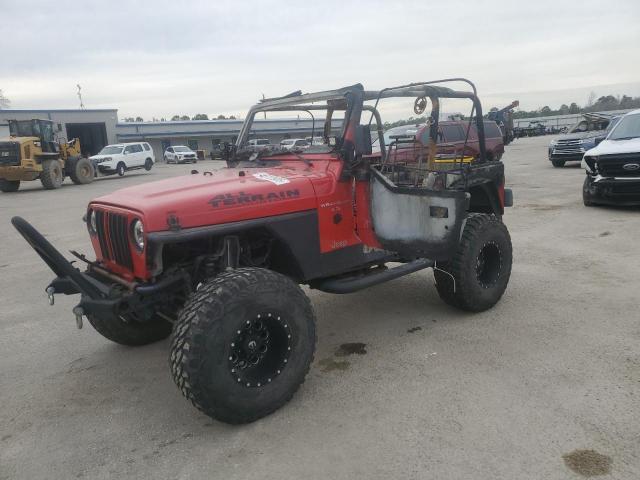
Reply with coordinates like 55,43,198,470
377,120,505,166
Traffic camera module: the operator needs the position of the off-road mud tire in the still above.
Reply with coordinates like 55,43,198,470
68,157,95,185
144,158,153,171
40,159,64,189
169,268,316,424
87,313,173,346
551,159,565,168
434,213,512,312
0,179,20,192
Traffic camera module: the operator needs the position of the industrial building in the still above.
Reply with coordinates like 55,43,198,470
115,117,341,160
1,108,340,160
0,109,118,156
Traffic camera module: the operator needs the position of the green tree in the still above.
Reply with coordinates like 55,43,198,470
135,116,144,122
558,104,570,115
193,113,209,120
540,106,552,115
568,102,580,114
216,114,226,120
180,115,190,121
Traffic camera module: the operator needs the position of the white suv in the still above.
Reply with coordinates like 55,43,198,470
90,142,155,177
280,138,309,151
164,145,198,163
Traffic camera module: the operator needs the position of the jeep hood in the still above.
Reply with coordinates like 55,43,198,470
585,137,640,157
91,166,319,231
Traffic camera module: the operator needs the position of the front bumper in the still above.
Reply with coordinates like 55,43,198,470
584,175,640,206
548,149,584,162
11,216,188,324
97,163,117,173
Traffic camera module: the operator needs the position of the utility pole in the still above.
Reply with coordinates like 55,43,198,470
262,93,266,119
77,84,85,109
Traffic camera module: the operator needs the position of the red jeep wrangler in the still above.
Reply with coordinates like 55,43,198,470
13,79,513,424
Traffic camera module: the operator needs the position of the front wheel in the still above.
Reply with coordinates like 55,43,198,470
144,158,153,171
40,159,64,189
583,176,595,207
0,179,20,192
170,268,316,424
551,159,565,168
87,313,173,346
116,162,126,176
434,213,512,312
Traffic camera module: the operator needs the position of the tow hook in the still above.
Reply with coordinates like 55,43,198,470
72,306,84,329
46,286,55,306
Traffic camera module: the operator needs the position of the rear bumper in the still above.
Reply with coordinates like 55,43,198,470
11,216,188,322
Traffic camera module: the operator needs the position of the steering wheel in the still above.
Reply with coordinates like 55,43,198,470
414,96,427,115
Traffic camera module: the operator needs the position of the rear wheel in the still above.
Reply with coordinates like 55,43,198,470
40,159,64,189
551,159,565,168
116,162,126,176
170,268,316,424
0,179,20,192
87,313,173,346
434,213,512,312
68,157,95,185
144,158,153,171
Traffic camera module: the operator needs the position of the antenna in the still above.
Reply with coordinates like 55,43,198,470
77,84,85,109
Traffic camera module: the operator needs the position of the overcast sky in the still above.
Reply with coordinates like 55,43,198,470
2,0,639,120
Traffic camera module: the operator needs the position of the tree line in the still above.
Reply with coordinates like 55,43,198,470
122,113,238,122
512,93,640,119
378,92,640,130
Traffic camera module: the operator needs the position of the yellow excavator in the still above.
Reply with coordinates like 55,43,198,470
0,118,94,192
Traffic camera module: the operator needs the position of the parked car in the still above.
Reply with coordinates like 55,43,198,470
548,113,620,167
248,139,271,148
279,138,309,150
304,136,325,145
377,120,505,164
164,146,197,164
90,142,154,177
582,109,640,206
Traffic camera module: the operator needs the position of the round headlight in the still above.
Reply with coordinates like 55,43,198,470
88,210,97,234
132,219,144,251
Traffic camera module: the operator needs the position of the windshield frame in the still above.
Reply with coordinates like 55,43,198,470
173,146,192,153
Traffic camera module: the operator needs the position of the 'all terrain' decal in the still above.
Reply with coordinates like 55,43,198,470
208,190,300,208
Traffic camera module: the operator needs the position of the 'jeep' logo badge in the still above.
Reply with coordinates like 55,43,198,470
622,163,640,171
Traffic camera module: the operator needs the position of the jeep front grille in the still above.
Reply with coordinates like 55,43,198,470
0,142,20,166
597,154,640,178
95,210,133,270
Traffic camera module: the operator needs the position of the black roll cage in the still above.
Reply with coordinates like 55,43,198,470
235,78,488,165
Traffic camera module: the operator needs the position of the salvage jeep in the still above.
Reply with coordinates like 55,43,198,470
12,79,513,424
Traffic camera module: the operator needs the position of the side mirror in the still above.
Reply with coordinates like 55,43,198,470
594,137,603,146
123,151,128,155
355,125,372,155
